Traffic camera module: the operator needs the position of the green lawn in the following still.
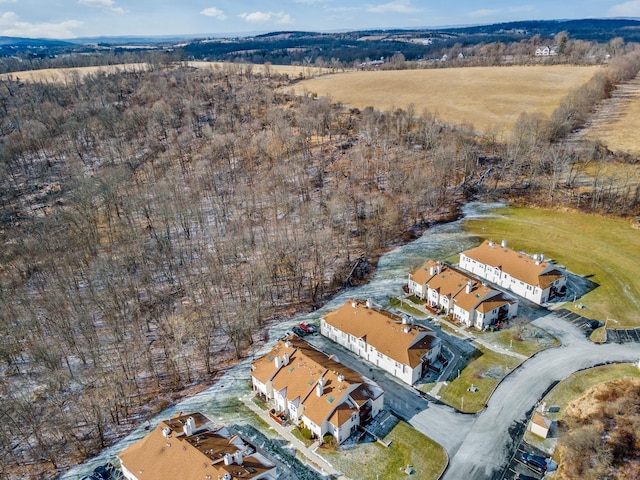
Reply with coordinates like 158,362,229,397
464,207,640,327
388,297,428,318
438,345,523,413
475,324,560,357
320,420,447,480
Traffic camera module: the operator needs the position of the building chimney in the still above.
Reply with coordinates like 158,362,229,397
282,353,289,366
234,451,244,465
501,239,507,248
351,300,357,308
274,356,282,369
540,253,544,262
183,423,193,437
404,326,410,333
430,265,435,276
316,377,325,397
162,427,171,438
437,262,442,274
337,373,345,382
466,280,472,294
365,299,372,309
223,453,233,466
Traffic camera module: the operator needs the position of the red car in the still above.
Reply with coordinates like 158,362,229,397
298,322,315,334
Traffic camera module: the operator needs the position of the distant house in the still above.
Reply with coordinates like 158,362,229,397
118,412,277,480
408,260,518,329
459,240,566,305
321,299,442,385
251,336,384,445
529,412,553,438
535,46,557,56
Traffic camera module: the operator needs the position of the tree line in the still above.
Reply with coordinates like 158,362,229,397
0,56,638,478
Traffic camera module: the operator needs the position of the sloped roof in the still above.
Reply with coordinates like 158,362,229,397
409,259,440,285
252,337,382,428
251,340,297,385
322,300,440,368
475,293,514,314
118,413,275,480
462,240,564,287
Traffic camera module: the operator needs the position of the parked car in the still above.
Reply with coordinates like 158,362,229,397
521,452,547,472
299,322,315,334
292,325,307,337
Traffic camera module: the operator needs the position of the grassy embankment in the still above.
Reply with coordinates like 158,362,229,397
465,206,640,329
292,65,601,134
524,363,640,453
320,419,447,480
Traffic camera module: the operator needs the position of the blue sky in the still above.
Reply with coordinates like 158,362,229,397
1,0,640,39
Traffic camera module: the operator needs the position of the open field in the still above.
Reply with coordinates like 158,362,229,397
464,206,640,327
0,63,150,82
0,61,330,84
320,419,447,480
290,65,602,134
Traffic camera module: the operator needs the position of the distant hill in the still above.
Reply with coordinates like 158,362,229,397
0,36,74,47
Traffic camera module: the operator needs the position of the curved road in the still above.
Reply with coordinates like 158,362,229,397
309,311,639,479
440,312,640,479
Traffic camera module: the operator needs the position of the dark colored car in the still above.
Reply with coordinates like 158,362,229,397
292,325,307,337
521,452,547,472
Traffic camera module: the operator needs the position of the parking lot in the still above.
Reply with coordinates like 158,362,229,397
502,442,550,480
554,308,602,336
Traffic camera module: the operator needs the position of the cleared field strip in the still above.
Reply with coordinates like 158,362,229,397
291,65,602,134
578,73,640,155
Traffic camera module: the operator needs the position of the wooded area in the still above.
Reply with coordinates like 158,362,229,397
0,52,639,478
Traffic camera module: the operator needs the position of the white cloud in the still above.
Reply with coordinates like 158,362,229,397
367,0,421,14
78,0,126,14
609,0,640,16
0,0,17,3
239,11,293,24
0,12,82,38
469,8,500,18
200,7,227,19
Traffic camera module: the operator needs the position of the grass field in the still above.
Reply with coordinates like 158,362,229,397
464,206,640,327
0,61,328,84
320,420,447,480
291,65,602,134
437,345,523,413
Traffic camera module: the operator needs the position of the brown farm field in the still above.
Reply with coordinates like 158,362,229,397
0,61,329,84
291,65,602,134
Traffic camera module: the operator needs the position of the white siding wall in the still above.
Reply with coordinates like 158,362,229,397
321,319,419,385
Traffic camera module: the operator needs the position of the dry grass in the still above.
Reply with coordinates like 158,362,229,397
583,80,640,155
188,61,330,78
0,63,150,83
0,61,330,84
290,65,602,134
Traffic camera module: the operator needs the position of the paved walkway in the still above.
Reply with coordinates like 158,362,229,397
241,394,348,479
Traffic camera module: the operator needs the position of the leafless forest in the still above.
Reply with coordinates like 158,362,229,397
0,55,639,478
